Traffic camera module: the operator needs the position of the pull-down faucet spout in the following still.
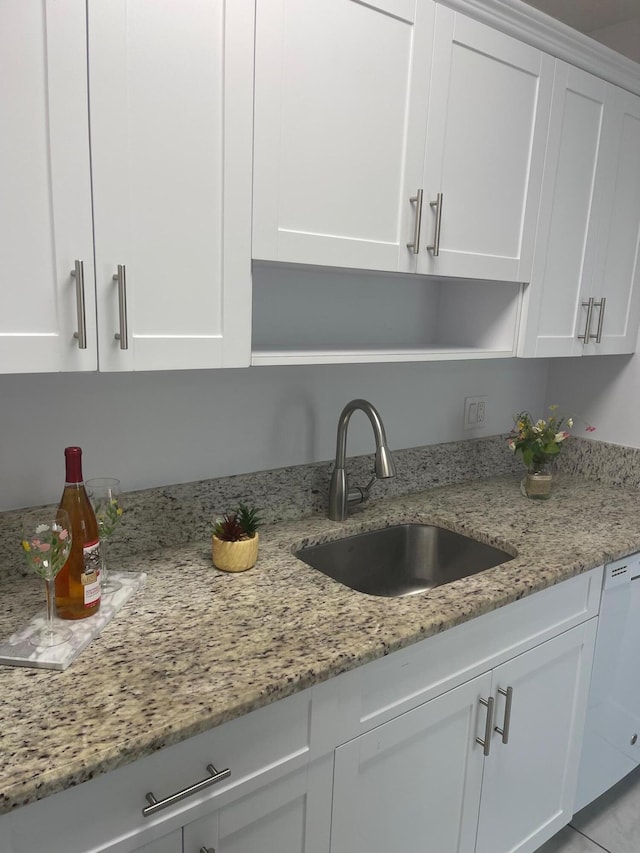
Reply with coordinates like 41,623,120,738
328,399,396,521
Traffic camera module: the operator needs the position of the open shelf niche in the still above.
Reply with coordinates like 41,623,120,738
251,261,523,365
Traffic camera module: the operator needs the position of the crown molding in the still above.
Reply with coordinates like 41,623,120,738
438,0,640,96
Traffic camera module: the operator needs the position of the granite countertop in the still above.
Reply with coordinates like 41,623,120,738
2,472,640,816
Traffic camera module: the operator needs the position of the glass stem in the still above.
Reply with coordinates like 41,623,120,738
100,538,109,587
45,577,56,634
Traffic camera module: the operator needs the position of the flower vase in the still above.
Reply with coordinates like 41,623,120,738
521,460,554,500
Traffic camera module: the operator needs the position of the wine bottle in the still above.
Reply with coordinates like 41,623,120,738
55,446,101,619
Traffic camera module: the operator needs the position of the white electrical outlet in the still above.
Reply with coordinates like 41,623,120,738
464,396,488,430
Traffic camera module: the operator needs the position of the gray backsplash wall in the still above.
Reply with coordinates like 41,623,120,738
0,360,551,512
557,435,640,487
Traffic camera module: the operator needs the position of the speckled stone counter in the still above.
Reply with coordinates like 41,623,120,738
2,472,640,816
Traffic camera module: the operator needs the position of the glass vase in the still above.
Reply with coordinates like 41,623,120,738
521,459,554,500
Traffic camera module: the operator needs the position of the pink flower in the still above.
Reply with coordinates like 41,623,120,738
37,542,51,552
585,425,596,432
59,529,68,540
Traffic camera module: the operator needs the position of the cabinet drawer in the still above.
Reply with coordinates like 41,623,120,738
2,688,312,853
313,567,603,744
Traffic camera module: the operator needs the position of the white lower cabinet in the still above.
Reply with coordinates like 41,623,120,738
331,674,489,853
182,762,331,853
182,773,306,853
130,832,182,853
127,760,332,853
475,622,597,853
0,568,602,853
330,620,597,853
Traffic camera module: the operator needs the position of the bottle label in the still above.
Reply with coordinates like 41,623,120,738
82,540,101,607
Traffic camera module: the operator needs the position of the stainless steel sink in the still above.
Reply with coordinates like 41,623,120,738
295,523,514,597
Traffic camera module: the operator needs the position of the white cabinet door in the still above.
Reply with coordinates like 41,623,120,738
132,830,182,853
519,63,607,358
252,0,434,273
330,674,490,853
520,64,640,358
182,763,329,853
588,86,640,355
0,0,97,374
252,2,552,284
89,0,253,371
417,8,554,282
475,620,597,853
330,618,597,853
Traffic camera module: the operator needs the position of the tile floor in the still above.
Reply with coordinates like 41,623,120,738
536,766,640,852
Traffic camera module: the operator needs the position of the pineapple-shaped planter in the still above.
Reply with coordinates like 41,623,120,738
212,504,261,573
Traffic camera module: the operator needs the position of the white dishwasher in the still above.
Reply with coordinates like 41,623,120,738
575,551,640,812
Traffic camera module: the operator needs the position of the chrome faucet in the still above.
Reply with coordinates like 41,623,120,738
328,399,397,521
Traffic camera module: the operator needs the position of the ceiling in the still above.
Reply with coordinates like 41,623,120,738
522,0,640,33
521,0,640,61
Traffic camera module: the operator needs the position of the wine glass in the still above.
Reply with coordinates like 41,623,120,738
21,509,73,647
86,478,124,595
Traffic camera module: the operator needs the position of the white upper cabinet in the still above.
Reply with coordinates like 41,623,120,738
252,1,553,283
520,62,640,357
519,64,606,358
416,8,554,282
1,0,253,375
0,0,97,373
252,0,434,273
89,0,253,371
6,0,640,373
591,86,640,355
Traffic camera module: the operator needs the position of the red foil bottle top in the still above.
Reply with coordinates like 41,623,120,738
64,446,84,484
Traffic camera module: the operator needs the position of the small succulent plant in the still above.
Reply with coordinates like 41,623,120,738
213,503,262,542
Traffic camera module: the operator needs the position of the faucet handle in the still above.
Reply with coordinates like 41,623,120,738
347,477,375,508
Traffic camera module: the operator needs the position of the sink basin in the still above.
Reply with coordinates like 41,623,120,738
295,523,514,597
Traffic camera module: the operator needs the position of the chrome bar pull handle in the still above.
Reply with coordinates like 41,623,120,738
406,189,424,254
112,264,129,350
142,763,230,817
70,260,87,349
578,297,595,342
426,192,443,256
476,696,495,757
494,686,513,745
200,848,215,853
592,297,606,343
